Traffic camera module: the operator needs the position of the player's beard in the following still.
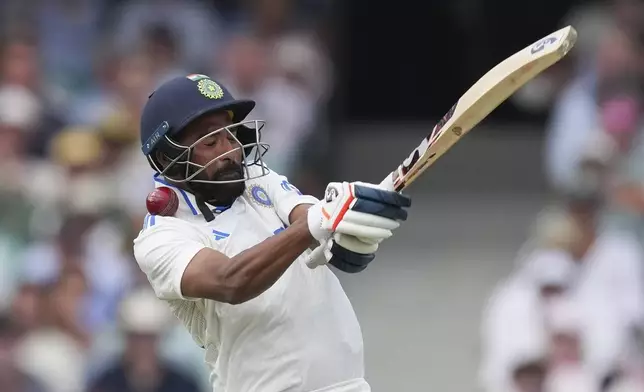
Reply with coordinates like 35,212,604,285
189,160,246,207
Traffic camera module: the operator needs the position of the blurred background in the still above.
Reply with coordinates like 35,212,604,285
1,0,644,391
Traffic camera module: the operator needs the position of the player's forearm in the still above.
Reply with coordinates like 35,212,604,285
181,204,320,304
288,203,313,225
223,217,315,304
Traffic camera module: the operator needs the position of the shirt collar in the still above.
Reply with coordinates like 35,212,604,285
153,174,231,216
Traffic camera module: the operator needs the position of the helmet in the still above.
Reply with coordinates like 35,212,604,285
139,74,269,185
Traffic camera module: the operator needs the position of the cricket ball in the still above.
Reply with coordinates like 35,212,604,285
146,187,179,216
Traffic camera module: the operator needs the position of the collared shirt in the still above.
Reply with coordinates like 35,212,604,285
133,165,370,392
572,230,644,376
480,231,644,389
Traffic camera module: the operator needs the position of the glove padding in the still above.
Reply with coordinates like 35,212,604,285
328,241,375,273
305,234,377,273
307,181,411,243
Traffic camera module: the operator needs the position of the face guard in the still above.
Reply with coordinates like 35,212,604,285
148,119,270,185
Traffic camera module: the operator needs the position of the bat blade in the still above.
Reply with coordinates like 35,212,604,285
381,25,577,192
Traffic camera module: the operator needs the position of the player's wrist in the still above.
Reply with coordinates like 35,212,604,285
307,202,331,242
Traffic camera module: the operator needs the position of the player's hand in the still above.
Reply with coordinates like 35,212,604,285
306,233,379,272
306,181,411,271
306,181,411,243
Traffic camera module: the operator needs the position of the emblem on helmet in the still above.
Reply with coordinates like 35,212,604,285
198,79,224,99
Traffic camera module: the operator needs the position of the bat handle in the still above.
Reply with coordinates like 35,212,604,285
379,174,396,192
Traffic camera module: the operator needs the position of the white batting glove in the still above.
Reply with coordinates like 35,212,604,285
306,181,411,270
307,181,405,243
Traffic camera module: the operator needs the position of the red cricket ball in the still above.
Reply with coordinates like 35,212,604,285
146,186,179,216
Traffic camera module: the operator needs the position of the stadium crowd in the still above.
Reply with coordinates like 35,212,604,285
480,1,644,391
0,1,332,391
8,1,644,391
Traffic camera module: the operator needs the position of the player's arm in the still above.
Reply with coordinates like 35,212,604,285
136,217,317,305
289,203,313,225
136,181,409,305
184,180,410,303
181,217,314,304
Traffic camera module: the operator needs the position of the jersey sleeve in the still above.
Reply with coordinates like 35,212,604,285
258,166,319,225
133,216,209,301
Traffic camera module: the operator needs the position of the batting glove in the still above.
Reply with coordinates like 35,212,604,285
306,181,411,270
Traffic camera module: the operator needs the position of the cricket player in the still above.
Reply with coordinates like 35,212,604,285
133,74,411,391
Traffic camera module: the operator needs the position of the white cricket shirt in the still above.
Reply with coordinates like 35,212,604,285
133,166,369,392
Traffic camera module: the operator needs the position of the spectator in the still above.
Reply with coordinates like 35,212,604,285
270,31,333,194
9,283,44,333
140,23,187,87
552,170,644,380
544,0,644,194
215,33,319,177
87,289,202,392
273,32,333,105
480,248,578,391
46,127,108,213
0,85,42,185
571,225,644,380
21,208,134,335
216,34,270,100
110,0,223,71
0,85,42,307
95,111,155,213
501,155,644,389
14,273,89,392
250,0,292,39
480,166,633,391
35,0,107,96
0,312,47,392
67,49,154,127
544,297,600,392
0,32,67,158
603,73,644,243
0,33,41,91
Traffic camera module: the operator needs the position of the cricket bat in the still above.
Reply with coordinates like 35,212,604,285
379,25,578,192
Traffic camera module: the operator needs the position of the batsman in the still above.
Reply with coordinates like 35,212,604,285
134,74,411,391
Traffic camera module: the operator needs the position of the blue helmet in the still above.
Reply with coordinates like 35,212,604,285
140,74,269,185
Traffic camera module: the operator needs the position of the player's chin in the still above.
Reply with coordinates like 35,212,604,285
216,181,246,205
191,180,245,206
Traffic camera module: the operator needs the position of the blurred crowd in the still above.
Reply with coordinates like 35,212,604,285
0,1,333,391
480,1,644,391
13,0,644,391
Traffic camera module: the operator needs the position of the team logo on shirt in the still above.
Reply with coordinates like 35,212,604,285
249,185,272,207
212,229,230,241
